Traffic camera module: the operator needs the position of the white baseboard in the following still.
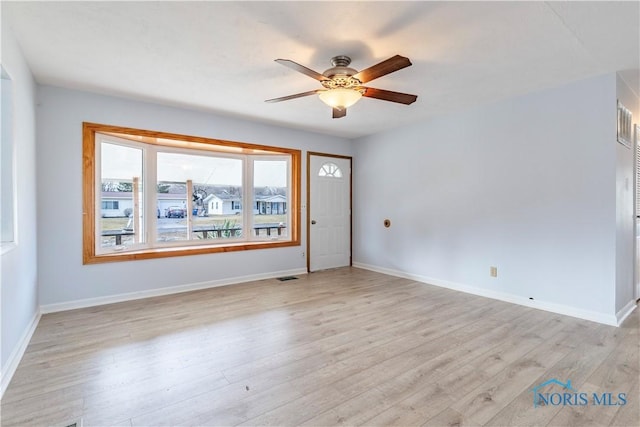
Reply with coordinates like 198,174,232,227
40,268,308,314
615,299,637,326
353,262,619,326
1,308,41,399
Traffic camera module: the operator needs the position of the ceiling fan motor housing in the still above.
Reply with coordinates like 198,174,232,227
322,55,362,90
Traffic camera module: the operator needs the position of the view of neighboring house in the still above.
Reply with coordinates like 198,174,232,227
100,192,187,218
102,191,287,217
255,194,287,215
204,193,242,215
205,193,287,215
100,192,135,217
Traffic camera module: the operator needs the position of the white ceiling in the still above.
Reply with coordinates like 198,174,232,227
3,1,639,139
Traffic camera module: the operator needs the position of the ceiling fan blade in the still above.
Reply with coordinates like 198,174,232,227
265,90,321,103
275,59,330,82
332,108,346,119
361,87,417,105
353,55,412,83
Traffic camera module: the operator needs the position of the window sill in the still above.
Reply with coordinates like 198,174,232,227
1,242,17,256
84,239,300,264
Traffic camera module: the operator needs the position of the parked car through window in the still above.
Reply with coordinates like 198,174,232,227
166,206,186,218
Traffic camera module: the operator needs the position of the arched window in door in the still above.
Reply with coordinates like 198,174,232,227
318,162,343,178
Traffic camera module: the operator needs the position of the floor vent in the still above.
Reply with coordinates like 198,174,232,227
277,276,298,281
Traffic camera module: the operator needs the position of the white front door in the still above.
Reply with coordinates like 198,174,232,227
309,154,351,272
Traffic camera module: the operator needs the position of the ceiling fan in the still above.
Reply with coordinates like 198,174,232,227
265,55,418,119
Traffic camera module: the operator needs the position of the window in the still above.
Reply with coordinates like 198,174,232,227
254,159,289,237
318,162,343,178
1,66,15,247
83,123,300,263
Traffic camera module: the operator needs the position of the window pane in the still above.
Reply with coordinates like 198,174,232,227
99,142,144,250
318,162,343,178
156,152,243,242
253,159,288,239
1,68,14,244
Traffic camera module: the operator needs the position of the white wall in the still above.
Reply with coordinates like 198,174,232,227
1,20,39,392
616,73,639,313
36,86,350,307
353,73,620,322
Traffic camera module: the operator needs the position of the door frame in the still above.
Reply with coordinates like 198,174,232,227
307,152,353,272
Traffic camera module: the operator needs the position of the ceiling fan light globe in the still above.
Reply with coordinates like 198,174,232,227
318,89,362,109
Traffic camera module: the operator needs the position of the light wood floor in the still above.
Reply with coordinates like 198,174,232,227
1,267,638,426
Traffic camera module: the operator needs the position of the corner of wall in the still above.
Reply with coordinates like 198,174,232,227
0,309,41,399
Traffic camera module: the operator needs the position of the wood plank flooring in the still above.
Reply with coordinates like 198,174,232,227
1,267,638,426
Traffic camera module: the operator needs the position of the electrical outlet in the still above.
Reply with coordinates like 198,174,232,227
302,252,305,258
490,266,498,277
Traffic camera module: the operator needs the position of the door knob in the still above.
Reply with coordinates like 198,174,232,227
311,220,317,224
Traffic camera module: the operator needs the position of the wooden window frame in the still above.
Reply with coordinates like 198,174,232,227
83,122,301,264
